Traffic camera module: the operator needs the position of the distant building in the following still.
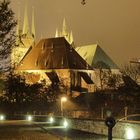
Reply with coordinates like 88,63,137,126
11,4,35,67
55,18,74,46
75,44,119,88
16,37,94,94
75,44,118,69
12,4,119,93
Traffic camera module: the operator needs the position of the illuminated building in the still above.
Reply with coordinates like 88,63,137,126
11,4,35,67
12,4,119,93
55,18,74,46
16,37,94,94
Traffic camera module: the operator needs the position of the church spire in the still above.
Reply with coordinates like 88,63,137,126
55,18,74,45
70,31,74,44
22,0,29,35
31,6,35,38
55,28,59,37
62,18,67,36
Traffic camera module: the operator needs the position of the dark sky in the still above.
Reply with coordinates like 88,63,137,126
11,0,140,66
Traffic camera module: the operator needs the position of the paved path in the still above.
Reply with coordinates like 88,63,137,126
0,120,65,140
0,120,122,140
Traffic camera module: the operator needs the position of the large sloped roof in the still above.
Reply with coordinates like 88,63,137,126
75,44,118,69
17,37,93,71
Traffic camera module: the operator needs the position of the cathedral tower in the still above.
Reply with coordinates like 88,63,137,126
12,2,35,67
55,18,74,45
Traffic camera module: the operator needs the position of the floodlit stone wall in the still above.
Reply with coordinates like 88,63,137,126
68,118,140,139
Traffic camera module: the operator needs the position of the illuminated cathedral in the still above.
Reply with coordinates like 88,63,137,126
11,5,35,66
12,4,118,94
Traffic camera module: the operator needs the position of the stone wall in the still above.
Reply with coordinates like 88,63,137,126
67,118,140,139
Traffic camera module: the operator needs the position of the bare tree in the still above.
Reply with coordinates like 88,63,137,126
94,61,111,90
121,63,140,83
107,73,122,90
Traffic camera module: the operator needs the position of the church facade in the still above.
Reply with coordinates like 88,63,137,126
12,4,119,94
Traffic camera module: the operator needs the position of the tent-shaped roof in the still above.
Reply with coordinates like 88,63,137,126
17,37,93,71
75,44,118,69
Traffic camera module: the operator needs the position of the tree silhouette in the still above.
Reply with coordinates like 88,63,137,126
0,0,16,71
5,73,27,104
94,61,111,90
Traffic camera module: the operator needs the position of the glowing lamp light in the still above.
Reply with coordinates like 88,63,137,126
26,115,33,121
63,119,68,128
61,97,67,102
0,115,5,121
49,116,54,123
126,128,135,140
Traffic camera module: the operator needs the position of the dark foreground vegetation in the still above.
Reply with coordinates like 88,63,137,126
0,71,139,120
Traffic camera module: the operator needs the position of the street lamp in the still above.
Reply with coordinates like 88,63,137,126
61,97,67,116
0,115,5,121
26,115,33,121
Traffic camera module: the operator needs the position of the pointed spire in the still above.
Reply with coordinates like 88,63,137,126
55,18,74,44
70,31,74,44
62,18,67,36
55,28,59,37
31,6,35,38
22,0,29,35
67,33,70,43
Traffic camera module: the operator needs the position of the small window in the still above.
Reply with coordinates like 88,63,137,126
61,57,64,67
51,43,54,52
45,60,49,67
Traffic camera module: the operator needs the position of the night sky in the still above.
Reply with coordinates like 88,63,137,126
11,0,140,66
